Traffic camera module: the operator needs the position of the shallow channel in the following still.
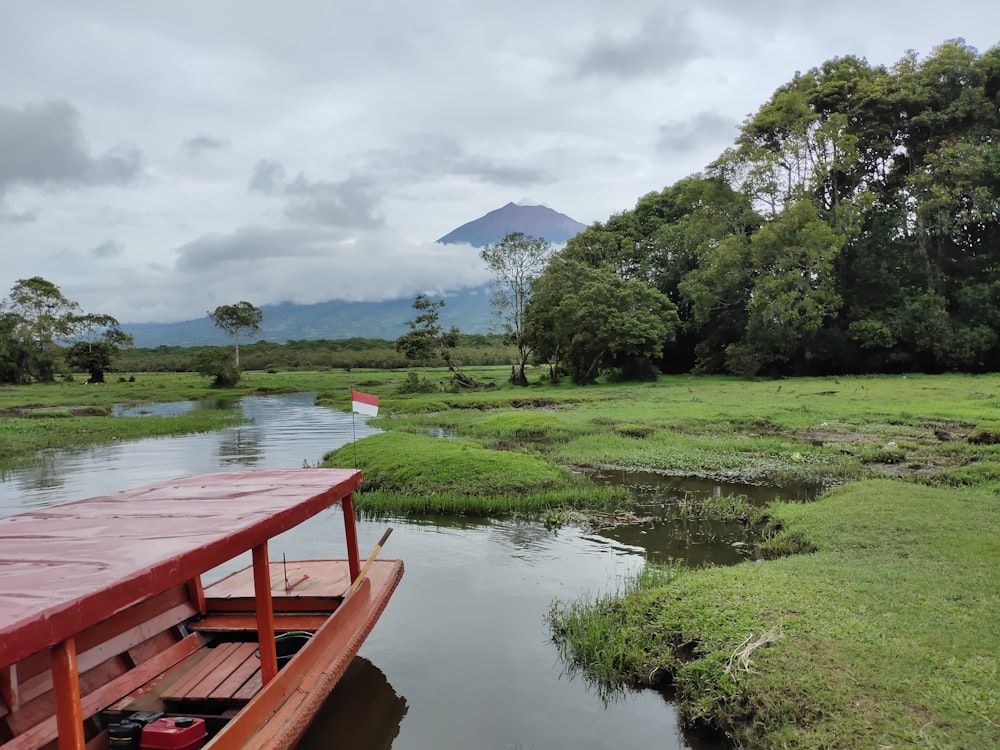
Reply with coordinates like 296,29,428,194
0,392,738,750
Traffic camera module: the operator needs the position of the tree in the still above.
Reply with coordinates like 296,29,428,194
64,314,134,383
0,277,80,382
743,200,845,371
208,302,263,372
394,295,475,387
0,278,135,383
480,232,552,385
525,258,679,385
193,348,240,387
0,313,33,384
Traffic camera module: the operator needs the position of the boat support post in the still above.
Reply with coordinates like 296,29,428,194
0,664,18,713
51,637,85,750
186,575,207,616
342,492,361,582
252,543,279,684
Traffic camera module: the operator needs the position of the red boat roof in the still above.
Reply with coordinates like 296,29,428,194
0,469,362,668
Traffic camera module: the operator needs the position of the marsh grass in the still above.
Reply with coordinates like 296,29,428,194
667,492,756,522
548,561,683,693
354,487,626,515
551,480,1000,748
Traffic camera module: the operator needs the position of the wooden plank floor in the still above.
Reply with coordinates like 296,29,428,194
160,643,260,707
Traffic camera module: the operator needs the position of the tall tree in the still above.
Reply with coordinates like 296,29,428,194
0,313,32,384
480,232,552,385
208,301,263,372
744,200,845,373
64,313,134,383
1,277,80,382
525,258,679,384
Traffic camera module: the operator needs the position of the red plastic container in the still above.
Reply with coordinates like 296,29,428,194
140,717,206,750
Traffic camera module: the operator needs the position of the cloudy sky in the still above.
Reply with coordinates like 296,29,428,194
2,2,998,323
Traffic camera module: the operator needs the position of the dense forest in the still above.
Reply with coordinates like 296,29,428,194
522,39,1000,381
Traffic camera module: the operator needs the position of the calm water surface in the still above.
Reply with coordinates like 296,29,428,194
0,392,733,750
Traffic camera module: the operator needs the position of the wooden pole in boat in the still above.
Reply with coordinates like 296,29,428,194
51,637,86,750
252,544,279,684
342,493,361,581
350,528,393,592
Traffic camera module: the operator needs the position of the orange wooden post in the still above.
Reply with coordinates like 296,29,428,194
252,543,278,684
51,637,86,750
342,493,360,582
0,664,18,712
187,575,207,615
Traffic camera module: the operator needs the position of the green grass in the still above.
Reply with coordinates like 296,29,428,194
550,479,1000,749
354,487,627,515
0,409,246,465
321,431,629,514
548,562,685,693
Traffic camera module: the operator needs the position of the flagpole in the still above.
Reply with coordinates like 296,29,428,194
350,385,358,468
348,388,378,470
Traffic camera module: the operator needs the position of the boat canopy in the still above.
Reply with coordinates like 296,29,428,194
0,469,362,668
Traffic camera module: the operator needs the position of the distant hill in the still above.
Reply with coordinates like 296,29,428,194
123,289,494,348
124,202,586,347
436,202,586,246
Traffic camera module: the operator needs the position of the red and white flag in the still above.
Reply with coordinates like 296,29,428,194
351,390,379,417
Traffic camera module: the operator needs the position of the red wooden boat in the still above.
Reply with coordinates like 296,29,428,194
0,469,404,750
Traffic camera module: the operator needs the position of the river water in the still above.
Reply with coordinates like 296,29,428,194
0,392,770,750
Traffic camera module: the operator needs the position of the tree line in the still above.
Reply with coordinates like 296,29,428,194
514,39,1000,382
0,281,269,385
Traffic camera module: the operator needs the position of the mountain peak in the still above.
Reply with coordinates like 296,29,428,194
436,203,586,247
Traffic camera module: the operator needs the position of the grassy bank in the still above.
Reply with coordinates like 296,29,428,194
550,479,1000,748
321,431,629,514
364,371,1000,489
0,371,286,465
0,408,246,466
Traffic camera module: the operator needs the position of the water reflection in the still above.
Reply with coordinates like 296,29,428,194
589,467,820,504
217,428,263,466
0,392,379,515
602,519,750,566
297,657,407,750
113,398,239,417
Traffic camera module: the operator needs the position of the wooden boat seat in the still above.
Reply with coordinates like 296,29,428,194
201,560,351,618
189,613,328,634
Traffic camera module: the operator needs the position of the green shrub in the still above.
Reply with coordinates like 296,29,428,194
394,372,439,395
